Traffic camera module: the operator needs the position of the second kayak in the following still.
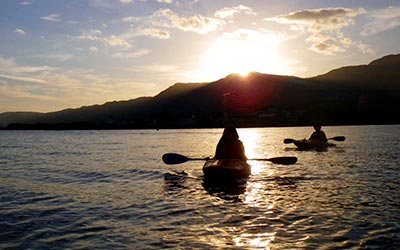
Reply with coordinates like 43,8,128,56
293,140,335,150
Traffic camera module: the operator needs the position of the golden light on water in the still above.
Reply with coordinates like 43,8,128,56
239,129,264,175
234,232,276,249
239,129,259,158
226,129,280,248
243,180,275,210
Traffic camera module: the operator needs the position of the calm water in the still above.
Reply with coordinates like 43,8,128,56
1,125,399,249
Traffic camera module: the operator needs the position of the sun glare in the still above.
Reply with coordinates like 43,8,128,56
190,29,293,81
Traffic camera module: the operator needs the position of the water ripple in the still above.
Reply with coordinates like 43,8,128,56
1,126,400,249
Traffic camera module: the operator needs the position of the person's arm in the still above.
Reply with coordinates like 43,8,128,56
214,140,222,159
321,131,328,142
238,141,247,161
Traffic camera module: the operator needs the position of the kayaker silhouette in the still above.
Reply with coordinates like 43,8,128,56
214,125,247,161
309,125,328,142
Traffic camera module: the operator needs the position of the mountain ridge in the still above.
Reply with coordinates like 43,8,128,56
1,54,399,129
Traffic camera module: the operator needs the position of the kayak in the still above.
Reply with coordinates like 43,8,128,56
202,159,251,180
294,139,335,151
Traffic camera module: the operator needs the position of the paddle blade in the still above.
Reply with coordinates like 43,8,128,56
267,156,297,165
283,138,295,144
162,153,190,165
330,136,345,141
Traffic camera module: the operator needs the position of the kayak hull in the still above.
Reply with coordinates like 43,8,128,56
294,140,335,150
203,160,251,180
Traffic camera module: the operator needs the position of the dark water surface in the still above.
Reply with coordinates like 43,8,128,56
1,125,399,249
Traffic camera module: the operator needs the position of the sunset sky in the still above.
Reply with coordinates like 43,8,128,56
0,0,399,112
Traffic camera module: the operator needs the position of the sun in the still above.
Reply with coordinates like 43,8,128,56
190,29,293,81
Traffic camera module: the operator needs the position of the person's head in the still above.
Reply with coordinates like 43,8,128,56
222,125,239,140
313,124,321,131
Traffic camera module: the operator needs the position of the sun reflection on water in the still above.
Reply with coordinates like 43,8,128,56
235,129,279,248
234,232,276,249
239,129,264,175
238,129,259,159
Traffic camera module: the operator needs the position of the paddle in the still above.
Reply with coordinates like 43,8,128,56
283,136,346,144
162,153,297,165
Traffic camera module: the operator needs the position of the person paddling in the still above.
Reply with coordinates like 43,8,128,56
214,125,247,161
309,124,327,143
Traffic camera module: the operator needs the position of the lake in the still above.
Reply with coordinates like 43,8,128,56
1,125,399,249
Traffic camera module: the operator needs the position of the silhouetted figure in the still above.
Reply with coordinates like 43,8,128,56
214,125,247,161
309,125,327,142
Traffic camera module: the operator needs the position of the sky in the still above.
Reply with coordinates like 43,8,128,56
0,0,399,113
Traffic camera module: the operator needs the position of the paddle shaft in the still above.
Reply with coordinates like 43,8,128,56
284,136,345,144
162,153,297,165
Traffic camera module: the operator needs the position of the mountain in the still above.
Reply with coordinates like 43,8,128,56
1,54,399,129
310,54,400,91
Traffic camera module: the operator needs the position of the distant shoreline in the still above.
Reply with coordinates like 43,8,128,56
1,121,399,131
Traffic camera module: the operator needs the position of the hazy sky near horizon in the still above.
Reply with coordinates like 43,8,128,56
0,0,399,112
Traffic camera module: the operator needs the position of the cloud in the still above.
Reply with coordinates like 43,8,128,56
34,53,75,61
121,16,171,39
0,85,56,103
267,7,366,55
15,28,26,36
136,28,170,39
221,28,281,44
88,0,118,11
0,56,87,97
353,41,375,55
0,56,55,85
129,64,179,73
362,6,400,36
88,29,102,35
103,35,131,47
0,56,109,109
19,1,32,6
0,57,19,69
0,56,55,74
215,5,256,19
269,7,365,32
88,0,139,10
0,73,49,84
305,31,352,55
309,42,345,55
157,0,173,3
122,16,141,23
41,14,62,22
113,49,150,58
0,55,158,112
122,8,226,38
0,71,101,112
71,29,132,48
154,8,224,34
